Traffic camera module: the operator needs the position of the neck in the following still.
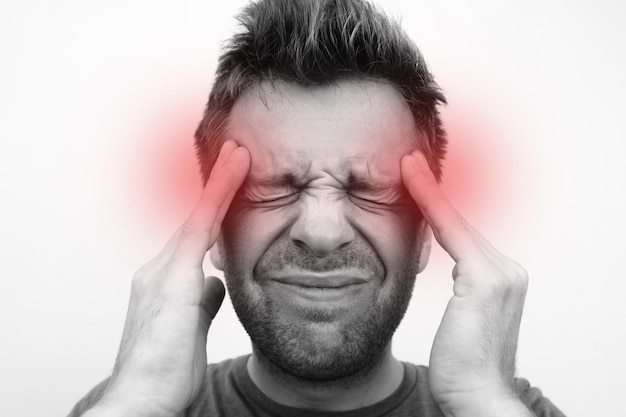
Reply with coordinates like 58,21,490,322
247,344,404,411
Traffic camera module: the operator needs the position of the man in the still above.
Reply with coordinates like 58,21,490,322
70,0,565,416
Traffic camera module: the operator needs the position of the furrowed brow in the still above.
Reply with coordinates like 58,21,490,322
346,173,401,194
243,173,300,190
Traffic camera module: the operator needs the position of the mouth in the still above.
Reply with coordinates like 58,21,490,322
272,271,368,288
269,270,369,304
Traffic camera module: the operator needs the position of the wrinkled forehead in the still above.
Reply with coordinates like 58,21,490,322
225,80,418,185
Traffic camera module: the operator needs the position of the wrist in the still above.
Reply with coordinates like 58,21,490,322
82,402,130,417
440,391,534,417
449,401,534,417
82,388,181,417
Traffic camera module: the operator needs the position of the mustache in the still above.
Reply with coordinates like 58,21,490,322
253,240,385,277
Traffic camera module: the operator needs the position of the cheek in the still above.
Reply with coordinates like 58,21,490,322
221,203,292,270
352,207,422,274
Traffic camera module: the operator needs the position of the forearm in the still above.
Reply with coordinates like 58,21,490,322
439,387,536,417
81,396,179,417
448,400,535,417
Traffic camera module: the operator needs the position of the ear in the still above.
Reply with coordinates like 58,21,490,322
417,223,432,274
210,241,225,271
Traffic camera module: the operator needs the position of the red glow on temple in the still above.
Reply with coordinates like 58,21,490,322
130,103,203,227
125,89,514,241
439,108,510,224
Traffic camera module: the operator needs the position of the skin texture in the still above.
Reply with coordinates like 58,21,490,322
400,153,532,416
85,80,532,417
215,80,430,409
85,141,251,417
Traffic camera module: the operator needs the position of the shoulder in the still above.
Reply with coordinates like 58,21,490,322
205,354,249,380
186,355,252,417
397,362,445,415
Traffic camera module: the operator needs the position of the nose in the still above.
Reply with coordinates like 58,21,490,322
289,193,355,258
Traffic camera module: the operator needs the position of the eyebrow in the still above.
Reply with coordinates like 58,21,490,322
241,171,402,193
346,173,402,194
243,173,301,190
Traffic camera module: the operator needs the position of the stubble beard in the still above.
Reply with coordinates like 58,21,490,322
223,240,419,382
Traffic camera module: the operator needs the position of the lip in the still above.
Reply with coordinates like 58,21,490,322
267,270,370,308
271,270,369,289
271,281,366,306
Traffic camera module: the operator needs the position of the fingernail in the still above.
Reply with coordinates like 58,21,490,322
227,147,250,170
413,153,428,172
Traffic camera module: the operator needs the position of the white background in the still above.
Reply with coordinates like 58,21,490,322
1,1,625,416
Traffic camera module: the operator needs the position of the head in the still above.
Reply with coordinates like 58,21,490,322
195,0,447,381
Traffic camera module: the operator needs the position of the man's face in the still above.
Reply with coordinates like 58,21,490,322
217,80,429,381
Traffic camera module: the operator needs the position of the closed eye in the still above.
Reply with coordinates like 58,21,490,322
248,192,300,207
348,193,390,207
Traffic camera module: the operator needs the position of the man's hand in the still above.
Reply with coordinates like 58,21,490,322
401,152,533,417
87,141,250,417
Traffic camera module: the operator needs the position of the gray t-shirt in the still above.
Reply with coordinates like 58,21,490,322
68,355,566,416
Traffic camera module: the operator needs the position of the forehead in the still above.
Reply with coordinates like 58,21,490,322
226,80,417,183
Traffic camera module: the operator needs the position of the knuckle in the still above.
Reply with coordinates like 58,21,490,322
515,264,529,284
178,220,196,238
489,252,527,280
478,258,528,294
131,260,164,293
504,260,529,285
496,260,529,297
131,269,151,293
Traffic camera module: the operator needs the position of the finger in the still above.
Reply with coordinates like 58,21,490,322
200,276,226,324
188,144,250,238
168,141,250,263
401,151,481,263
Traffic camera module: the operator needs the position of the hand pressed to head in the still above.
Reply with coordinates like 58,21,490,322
79,0,538,415
88,80,530,417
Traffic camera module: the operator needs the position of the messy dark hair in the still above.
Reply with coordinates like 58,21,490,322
194,0,447,181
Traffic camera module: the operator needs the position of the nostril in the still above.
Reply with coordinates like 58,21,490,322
289,227,355,258
288,198,356,257
292,238,309,252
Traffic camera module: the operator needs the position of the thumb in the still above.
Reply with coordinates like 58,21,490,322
199,276,226,330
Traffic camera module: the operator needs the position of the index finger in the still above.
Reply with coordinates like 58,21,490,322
171,140,250,262
400,151,480,263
